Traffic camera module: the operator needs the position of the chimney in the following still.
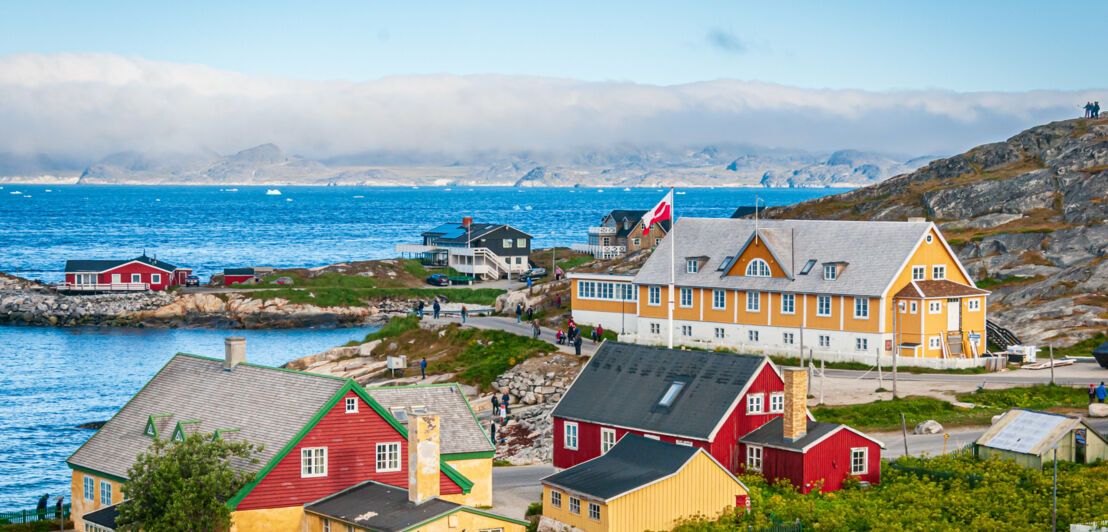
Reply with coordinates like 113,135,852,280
782,368,808,442
907,217,925,223
224,337,246,371
408,413,441,505
462,216,473,228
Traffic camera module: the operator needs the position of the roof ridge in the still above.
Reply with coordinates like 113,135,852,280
174,352,352,382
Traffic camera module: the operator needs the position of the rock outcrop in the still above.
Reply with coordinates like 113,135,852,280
766,117,1108,345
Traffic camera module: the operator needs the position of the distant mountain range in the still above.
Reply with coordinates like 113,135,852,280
0,143,935,188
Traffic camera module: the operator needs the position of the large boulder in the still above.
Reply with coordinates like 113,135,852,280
913,420,943,434
1089,403,1108,418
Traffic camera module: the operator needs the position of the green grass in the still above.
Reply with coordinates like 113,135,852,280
346,315,422,346
1054,332,1108,358
769,355,988,374
557,256,592,269
401,259,427,278
241,287,505,307
957,383,1087,410
439,328,556,388
975,275,1031,289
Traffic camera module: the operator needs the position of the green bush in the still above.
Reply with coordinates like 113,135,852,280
442,329,556,388
347,315,422,345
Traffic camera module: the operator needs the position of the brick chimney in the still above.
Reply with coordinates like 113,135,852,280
408,413,441,505
782,368,808,442
224,337,246,371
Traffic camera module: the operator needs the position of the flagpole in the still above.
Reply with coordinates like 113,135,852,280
668,186,675,349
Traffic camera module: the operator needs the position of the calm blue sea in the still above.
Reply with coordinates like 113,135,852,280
0,185,847,511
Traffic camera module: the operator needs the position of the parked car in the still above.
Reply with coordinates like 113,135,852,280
520,268,547,280
184,275,200,287
426,273,450,286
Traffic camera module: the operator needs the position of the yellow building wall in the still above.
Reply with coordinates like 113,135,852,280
725,237,788,278
772,294,803,329
306,509,525,532
802,294,839,332
896,300,924,346
638,285,667,319
570,279,636,314
230,506,304,532
884,227,972,332
673,287,701,321
440,457,492,507
70,471,124,532
736,291,769,326
700,288,733,324
847,297,881,333
542,486,608,532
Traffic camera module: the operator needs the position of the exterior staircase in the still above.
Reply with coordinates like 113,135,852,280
946,331,965,358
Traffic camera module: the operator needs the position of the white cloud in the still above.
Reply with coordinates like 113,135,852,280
0,52,1098,161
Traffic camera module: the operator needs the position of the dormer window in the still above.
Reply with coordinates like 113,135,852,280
800,259,817,275
686,259,698,274
658,381,686,407
746,259,771,277
824,264,837,280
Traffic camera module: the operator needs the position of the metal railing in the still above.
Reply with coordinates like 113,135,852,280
56,282,150,292
0,503,70,524
588,226,618,235
571,243,627,258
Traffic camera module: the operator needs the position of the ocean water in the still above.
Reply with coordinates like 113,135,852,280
0,186,845,282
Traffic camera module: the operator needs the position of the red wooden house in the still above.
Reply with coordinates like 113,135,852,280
551,342,793,474
738,368,884,492
63,254,191,292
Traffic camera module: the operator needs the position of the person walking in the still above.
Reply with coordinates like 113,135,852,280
501,391,510,414
417,300,425,318
491,394,499,415
498,403,507,424
490,421,497,445
1091,384,1097,405
596,324,604,342
419,357,427,379
532,319,541,338
54,496,63,521
1085,102,1093,118
1097,382,1107,403
461,305,468,324
555,265,563,280
573,333,582,355
526,306,534,321
556,295,562,307
36,494,48,518
527,276,533,293
515,303,523,323
432,300,440,319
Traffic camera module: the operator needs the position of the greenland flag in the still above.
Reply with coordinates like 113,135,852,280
641,189,673,235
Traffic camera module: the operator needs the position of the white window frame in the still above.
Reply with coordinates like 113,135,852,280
748,330,759,342
780,293,795,314
550,490,562,508
655,238,662,246
151,273,161,284
375,442,401,472
686,259,699,274
910,301,918,314
712,289,726,310
681,325,692,337
714,327,725,339
680,288,693,308
746,445,763,472
816,295,832,317
503,239,513,248
925,233,934,244
83,475,94,502
928,300,942,314
648,285,661,305
912,265,925,280
601,428,616,454
746,291,760,312
746,259,771,277
967,298,981,311
100,480,112,506
130,273,141,283
564,422,579,450
929,336,942,350
932,265,946,280
631,237,641,246
823,264,837,280
851,447,868,475
301,447,328,478
569,497,581,515
853,297,869,319
323,520,331,532
856,338,868,351
819,335,830,348
783,332,794,345
345,397,358,413
517,238,526,248
588,502,601,521
650,322,660,334
746,393,764,414
769,392,784,413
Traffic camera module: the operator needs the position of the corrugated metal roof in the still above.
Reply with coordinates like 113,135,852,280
976,409,1082,455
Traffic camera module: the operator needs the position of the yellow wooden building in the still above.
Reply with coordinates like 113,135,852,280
569,218,988,366
539,434,747,532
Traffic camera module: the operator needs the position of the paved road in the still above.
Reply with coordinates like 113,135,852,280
491,464,553,519
422,315,600,356
822,359,1108,387
877,418,1108,459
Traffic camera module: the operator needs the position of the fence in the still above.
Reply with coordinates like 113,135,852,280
0,504,70,524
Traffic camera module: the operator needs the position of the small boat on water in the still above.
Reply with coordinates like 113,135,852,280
444,188,452,191
286,198,293,202
676,191,687,195
353,195,364,198
44,189,52,192
266,189,282,195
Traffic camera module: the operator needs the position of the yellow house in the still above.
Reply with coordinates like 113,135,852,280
569,218,988,367
539,434,747,532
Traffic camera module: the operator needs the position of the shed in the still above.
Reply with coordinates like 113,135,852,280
974,408,1108,468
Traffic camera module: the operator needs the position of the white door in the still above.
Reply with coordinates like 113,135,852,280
111,274,121,284
947,299,960,331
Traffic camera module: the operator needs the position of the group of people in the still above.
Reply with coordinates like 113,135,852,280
554,319,596,355
1089,382,1107,403
1084,101,1101,118
489,390,513,444
416,299,467,322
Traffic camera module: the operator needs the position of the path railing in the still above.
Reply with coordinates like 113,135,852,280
0,503,70,524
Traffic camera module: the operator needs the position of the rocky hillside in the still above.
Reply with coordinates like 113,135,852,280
764,118,1108,345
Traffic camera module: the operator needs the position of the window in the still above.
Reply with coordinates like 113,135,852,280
746,393,764,414
746,259,771,277
632,238,640,246
912,266,925,280
746,291,760,312
712,289,726,310
819,335,831,347
932,265,946,280
346,526,355,532
515,256,522,264
817,296,832,317
601,428,617,453
783,332,794,345
551,491,562,508
856,338,868,351
929,300,942,314
898,301,907,313
375,442,400,472
929,336,942,350
659,381,685,407
503,239,513,248
83,476,94,501
851,448,868,474
100,480,112,506
714,327,725,339
675,439,694,446
770,392,785,413
781,293,795,314
588,502,601,520
746,445,763,472
718,256,733,271
854,297,869,319
345,397,358,413
925,233,934,244
569,497,581,515
910,301,918,313
390,407,409,422
680,288,693,308
967,298,981,311
650,323,660,334
323,520,331,532
681,325,692,336
686,259,699,273
655,238,662,246
648,285,661,305
800,259,817,275
823,264,837,280
151,273,161,284
517,238,527,248
748,330,759,342
302,447,327,477
564,422,578,450
131,273,141,283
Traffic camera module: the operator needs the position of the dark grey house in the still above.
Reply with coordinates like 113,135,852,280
397,217,533,280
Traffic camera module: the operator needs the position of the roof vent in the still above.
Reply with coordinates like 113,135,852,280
224,337,246,371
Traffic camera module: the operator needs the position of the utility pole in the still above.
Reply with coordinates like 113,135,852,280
819,359,825,405
900,413,910,457
1052,445,1058,532
1049,344,1055,385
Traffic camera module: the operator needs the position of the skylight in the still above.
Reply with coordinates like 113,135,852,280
391,407,409,422
800,259,817,275
658,381,686,407
717,257,733,271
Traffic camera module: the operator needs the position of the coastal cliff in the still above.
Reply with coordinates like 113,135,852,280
765,117,1108,344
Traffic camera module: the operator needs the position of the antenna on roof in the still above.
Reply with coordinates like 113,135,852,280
754,194,763,245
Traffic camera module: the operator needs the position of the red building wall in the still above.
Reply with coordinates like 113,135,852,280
237,390,463,511
800,429,881,492
552,363,784,472
66,262,178,290
224,274,254,286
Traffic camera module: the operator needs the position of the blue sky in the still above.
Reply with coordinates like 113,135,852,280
2,1,1104,91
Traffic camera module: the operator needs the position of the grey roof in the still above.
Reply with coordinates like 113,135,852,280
738,417,843,452
603,209,671,237
65,254,180,273
68,354,348,479
224,267,255,276
305,480,462,532
84,503,121,529
635,218,936,297
422,222,533,245
976,408,1101,456
552,342,767,440
542,435,705,500
365,384,493,456
1095,342,1108,356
